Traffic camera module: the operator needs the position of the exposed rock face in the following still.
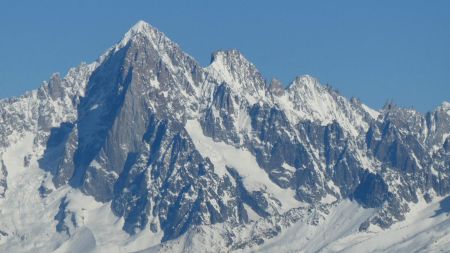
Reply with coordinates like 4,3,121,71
0,20,449,251
0,160,7,198
268,79,285,97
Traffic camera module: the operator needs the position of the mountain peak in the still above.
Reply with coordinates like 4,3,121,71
382,100,398,111
126,20,160,37
437,101,450,115
209,49,254,72
130,20,153,32
206,49,266,104
210,49,245,64
289,75,320,90
440,101,450,110
113,20,165,51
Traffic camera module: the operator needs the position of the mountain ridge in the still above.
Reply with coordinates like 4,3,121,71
0,20,449,253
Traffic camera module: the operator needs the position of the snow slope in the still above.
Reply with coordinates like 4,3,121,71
0,133,162,253
134,197,450,253
186,119,300,214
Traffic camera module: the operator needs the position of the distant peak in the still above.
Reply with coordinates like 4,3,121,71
441,101,450,109
127,20,162,37
207,49,259,80
294,75,318,84
437,101,450,113
287,75,320,90
114,20,164,50
124,20,158,39
131,20,153,31
206,49,266,103
210,49,247,65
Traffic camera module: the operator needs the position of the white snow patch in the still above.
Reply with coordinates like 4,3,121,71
282,163,296,173
2,133,35,180
186,120,300,213
362,103,380,120
243,203,261,221
255,200,375,253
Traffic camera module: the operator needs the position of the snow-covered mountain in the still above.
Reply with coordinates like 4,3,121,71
1,21,450,253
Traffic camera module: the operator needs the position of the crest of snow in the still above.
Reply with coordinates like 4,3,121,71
113,20,196,75
0,61,96,151
275,75,369,137
116,20,160,50
186,120,299,213
205,50,266,105
361,103,380,120
102,20,203,120
111,21,172,69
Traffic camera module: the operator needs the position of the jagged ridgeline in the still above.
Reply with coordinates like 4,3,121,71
0,21,449,252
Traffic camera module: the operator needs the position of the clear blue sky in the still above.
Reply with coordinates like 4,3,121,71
0,0,449,112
